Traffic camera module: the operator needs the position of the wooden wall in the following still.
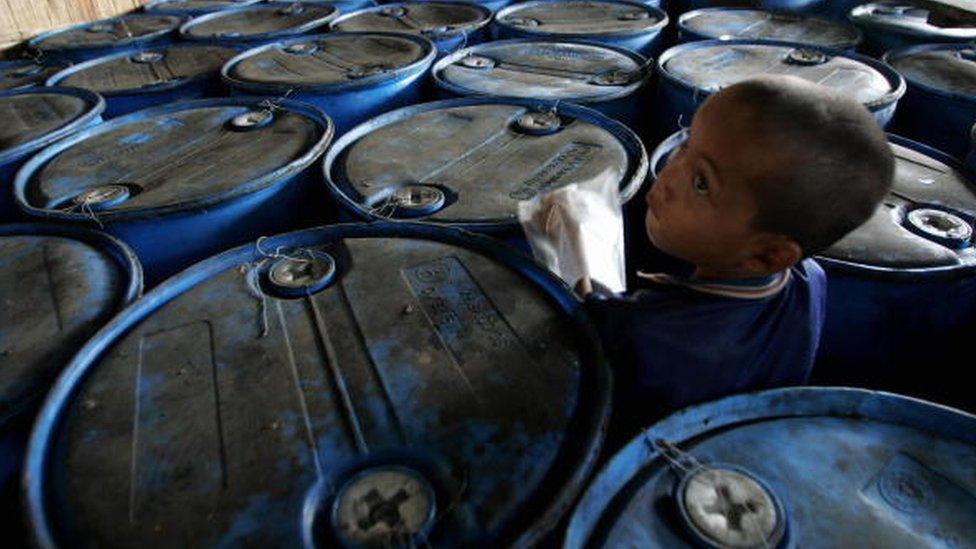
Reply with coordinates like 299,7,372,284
1,0,148,54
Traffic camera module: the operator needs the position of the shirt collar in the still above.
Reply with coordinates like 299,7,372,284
635,270,791,299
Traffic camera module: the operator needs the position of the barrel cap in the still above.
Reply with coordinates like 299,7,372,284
678,7,862,50
850,2,976,42
0,87,105,167
330,2,491,39
884,43,976,103
179,2,338,42
27,14,183,53
495,0,667,38
144,0,263,16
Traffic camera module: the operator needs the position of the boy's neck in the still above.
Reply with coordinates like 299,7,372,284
692,265,776,281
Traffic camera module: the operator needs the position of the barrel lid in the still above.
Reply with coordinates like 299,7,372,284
46,44,239,96
884,43,976,102
433,39,650,104
14,97,332,222
565,387,976,548
0,87,105,167
495,0,668,38
330,2,491,39
325,97,648,232
658,39,905,111
678,8,862,50
144,0,263,16
0,60,66,91
222,32,435,93
27,14,183,52
0,223,141,425
850,2,976,41
24,222,610,548
180,2,338,42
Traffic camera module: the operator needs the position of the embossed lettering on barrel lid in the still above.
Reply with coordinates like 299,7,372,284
30,14,183,50
0,90,98,161
53,45,239,94
662,42,899,107
145,0,262,15
181,2,338,40
330,101,643,224
851,2,976,40
435,40,647,102
496,0,665,36
23,100,330,216
331,2,491,36
0,60,65,91
32,225,605,546
679,8,861,50
886,45,976,99
225,33,433,88
0,227,139,423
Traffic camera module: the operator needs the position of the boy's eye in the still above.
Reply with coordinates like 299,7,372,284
693,175,709,195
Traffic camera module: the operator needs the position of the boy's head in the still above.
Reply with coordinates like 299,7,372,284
647,75,894,279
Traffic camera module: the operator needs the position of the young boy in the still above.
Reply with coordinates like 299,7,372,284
578,75,894,423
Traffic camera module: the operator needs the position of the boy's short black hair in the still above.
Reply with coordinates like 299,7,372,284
721,76,895,255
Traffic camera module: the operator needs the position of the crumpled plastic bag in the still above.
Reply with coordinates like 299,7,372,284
518,168,627,293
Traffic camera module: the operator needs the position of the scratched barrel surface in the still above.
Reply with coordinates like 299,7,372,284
0,60,67,92
432,39,652,135
179,2,339,46
324,97,648,237
330,2,492,59
26,14,184,64
46,44,240,118
655,39,905,138
144,0,263,16
222,32,435,135
849,2,976,57
677,8,862,51
493,0,669,58
0,87,104,221
564,387,976,548
13,97,334,286
23,222,610,548
883,43,976,160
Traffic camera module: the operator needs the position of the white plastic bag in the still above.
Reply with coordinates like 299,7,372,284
518,168,627,293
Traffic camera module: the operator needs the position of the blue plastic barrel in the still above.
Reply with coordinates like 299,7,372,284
291,0,378,12
26,14,184,64
13,97,334,285
432,39,653,136
23,222,610,548
678,7,862,51
324,97,648,239
421,0,513,14
0,87,104,222
46,44,240,119
493,0,669,58
968,123,976,173
0,60,66,91
850,2,976,57
565,387,976,548
330,2,492,58
655,39,905,138
222,32,435,135
179,2,339,46
144,0,263,16
672,0,825,15
884,43,976,160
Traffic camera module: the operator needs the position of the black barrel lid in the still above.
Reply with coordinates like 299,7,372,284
0,60,65,91
48,44,240,95
660,40,903,110
223,32,435,92
850,2,976,41
16,98,332,221
330,2,491,39
326,98,647,230
144,0,263,16
0,223,141,425
884,44,976,101
495,0,666,38
25,223,609,547
180,2,338,41
0,87,105,166
28,14,183,52
434,39,649,104
679,8,862,50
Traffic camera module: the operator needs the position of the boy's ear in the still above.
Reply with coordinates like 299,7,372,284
742,234,803,275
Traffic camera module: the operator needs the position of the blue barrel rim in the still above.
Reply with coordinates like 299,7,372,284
221,31,437,94
13,96,334,223
143,0,264,16
676,7,864,51
26,14,185,54
22,221,612,549
494,0,669,39
329,1,493,39
324,96,650,233
649,130,976,280
44,43,242,97
849,2,976,41
563,386,976,549
431,37,653,105
0,86,106,166
178,2,341,43
882,42,976,105
656,38,907,111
